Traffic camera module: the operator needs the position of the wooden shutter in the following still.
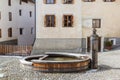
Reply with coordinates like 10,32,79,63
71,15,73,27
44,15,47,27
54,0,56,4
53,15,56,27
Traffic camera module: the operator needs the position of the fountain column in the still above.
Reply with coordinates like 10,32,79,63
91,28,99,69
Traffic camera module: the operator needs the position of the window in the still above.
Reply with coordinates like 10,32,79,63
45,15,55,27
63,15,73,27
83,0,95,2
31,27,34,34
0,29,2,38
19,28,23,35
8,28,12,37
19,9,22,16
63,0,73,4
9,12,12,21
29,11,32,17
103,0,115,2
20,0,22,5
92,19,101,28
45,0,56,4
8,0,11,6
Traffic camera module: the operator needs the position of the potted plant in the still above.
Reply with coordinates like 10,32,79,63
104,40,112,50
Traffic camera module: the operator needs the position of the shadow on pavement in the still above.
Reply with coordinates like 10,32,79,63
98,64,120,72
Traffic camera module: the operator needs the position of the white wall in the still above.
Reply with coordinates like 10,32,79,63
82,0,120,38
36,0,82,38
0,0,35,45
17,1,35,45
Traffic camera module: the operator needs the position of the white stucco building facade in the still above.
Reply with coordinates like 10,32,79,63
33,0,82,54
82,0,120,52
33,0,120,54
0,0,35,45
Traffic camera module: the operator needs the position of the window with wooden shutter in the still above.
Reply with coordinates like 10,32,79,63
45,15,55,27
45,0,56,4
63,0,73,4
82,0,95,2
92,19,101,28
8,0,11,6
8,28,12,37
63,15,73,27
9,12,12,21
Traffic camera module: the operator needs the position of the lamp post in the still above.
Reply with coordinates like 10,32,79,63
91,28,99,69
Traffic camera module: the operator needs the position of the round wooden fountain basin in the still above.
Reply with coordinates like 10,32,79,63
20,52,90,72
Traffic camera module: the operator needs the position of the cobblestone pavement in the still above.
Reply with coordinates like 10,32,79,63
0,51,120,80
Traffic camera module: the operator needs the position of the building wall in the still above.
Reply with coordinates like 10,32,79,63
0,0,35,45
82,0,120,38
33,0,120,54
33,0,82,54
36,0,82,38
17,1,35,45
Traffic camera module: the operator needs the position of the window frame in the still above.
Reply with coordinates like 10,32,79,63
63,15,74,27
19,28,24,35
8,0,11,6
8,28,12,37
19,9,22,16
29,11,32,17
9,12,12,21
31,27,34,34
44,0,56,4
92,19,101,28
44,15,56,27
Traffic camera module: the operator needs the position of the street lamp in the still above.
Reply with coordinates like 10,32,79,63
91,28,99,69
